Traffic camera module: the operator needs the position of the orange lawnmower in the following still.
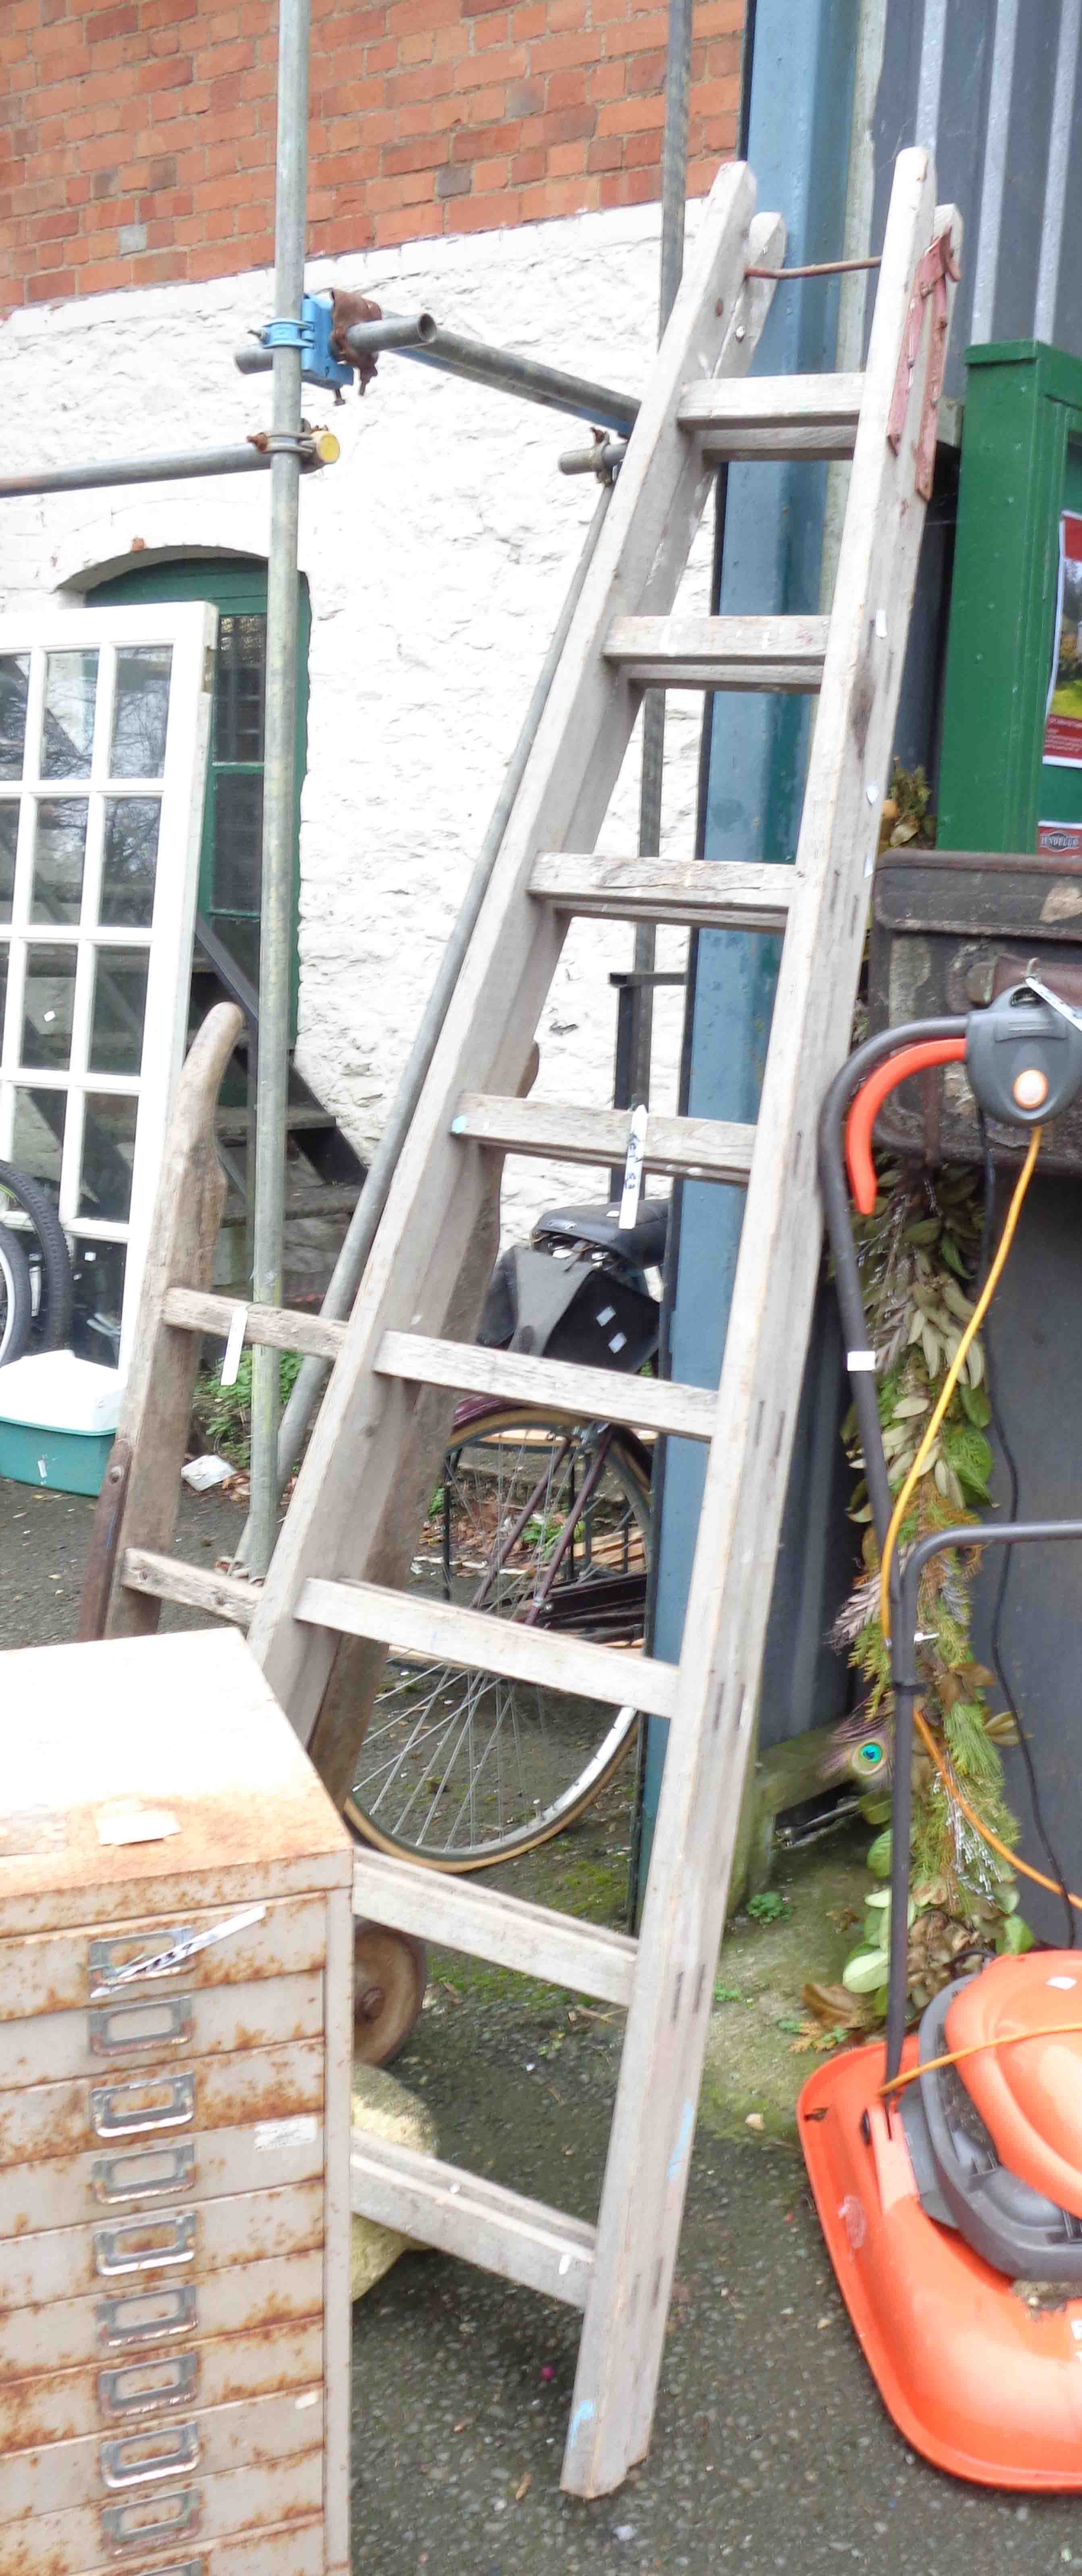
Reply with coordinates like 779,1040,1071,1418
800,975,1082,2489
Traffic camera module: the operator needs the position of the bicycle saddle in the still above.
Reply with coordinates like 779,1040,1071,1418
534,1199,669,1268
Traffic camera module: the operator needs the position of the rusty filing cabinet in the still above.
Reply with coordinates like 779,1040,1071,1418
0,1625,353,2576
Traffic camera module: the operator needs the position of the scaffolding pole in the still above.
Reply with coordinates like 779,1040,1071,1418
246,0,310,1579
0,442,332,501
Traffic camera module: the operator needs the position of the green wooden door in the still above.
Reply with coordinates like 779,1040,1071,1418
89,557,309,1035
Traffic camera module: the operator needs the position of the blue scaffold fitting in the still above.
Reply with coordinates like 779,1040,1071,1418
260,297,353,394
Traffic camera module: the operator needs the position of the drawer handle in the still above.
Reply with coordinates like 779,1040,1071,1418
99,2354,199,2420
101,2420,201,2489
96,2285,197,2349
93,1903,268,1994
93,2142,196,2204
96,2210,195,2277
100,2486,201,2551
90,1929,197,1997
91,2075,195,2138
89,1996,194,2058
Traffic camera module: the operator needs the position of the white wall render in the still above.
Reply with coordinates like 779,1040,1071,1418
0,199,714,1240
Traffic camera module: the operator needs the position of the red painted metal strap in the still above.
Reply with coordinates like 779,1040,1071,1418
845,1038,968,1215
886,225,960,501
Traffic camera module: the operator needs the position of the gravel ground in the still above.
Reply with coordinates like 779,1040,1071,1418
4,1481,1082,2574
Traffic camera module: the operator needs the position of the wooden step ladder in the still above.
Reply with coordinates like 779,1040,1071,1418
88,150,960,2498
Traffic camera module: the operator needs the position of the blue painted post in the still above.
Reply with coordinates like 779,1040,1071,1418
637,0,860,1897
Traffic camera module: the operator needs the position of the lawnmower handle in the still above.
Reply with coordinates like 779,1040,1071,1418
845,1037,968,1214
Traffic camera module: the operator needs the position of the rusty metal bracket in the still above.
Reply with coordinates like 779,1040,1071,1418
887,225,959,501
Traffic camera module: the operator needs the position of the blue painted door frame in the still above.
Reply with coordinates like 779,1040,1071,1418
638,0,861,1897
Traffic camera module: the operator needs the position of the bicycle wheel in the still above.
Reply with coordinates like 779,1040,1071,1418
0,1225,33,1367
345,1403,652,1870
0,1163,73,1353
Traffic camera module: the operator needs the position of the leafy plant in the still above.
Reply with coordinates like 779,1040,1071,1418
746,1890,789,1924
191,1349,302,1465
832,1153,1029,2025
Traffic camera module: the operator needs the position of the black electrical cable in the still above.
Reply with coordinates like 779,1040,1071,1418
976,1117,1074,1948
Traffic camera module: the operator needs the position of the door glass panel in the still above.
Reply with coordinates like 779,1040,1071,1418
214,615,265,762
42,651,97,779
101,797,160,927
89,949,149,1077
11,1086,65,1190
0,806,17,921
21,944,77,1070
31,800,88,927
112,646,172,778
213,917,260,985
79,1095,137,1223
0,656,30,779
213,771,262,912
71,1238,127,1367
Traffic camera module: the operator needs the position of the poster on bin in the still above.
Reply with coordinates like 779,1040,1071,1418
1044,510,1082,766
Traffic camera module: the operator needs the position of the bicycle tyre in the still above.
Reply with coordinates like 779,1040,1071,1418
344,1400,653,1873
0,1224,33,1368
0,1163,73,1353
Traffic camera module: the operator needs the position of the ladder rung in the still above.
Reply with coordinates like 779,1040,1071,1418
604,615,828,692
350,2133,595,2308
352,1850,638,2007
162,1285,346,1362
529,852,797,931
122,1549,260,1627
295,1576,679,1719
677,370,864,459
376,1331,716,1444
450,1094,756,1184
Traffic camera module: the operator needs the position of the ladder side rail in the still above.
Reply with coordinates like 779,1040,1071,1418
565,150,961,2499
248,170,785,1771
80,1004,243,1642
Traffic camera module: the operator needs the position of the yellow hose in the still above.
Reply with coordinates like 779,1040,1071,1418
878,1128,1041,1643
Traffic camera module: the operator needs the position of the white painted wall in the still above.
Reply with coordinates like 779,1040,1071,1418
0,199,712,1241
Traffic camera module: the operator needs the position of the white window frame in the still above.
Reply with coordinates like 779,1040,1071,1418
0,603,216,1374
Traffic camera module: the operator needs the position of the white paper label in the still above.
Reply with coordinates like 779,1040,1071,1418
618,1103,648,1231
96,1805,180,1847
254,2115,319,2153
220,1304,248,1389
1048,1975,1077,1990
847,1350,877,1373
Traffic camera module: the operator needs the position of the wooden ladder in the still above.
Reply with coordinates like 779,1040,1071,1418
89,150,960,2497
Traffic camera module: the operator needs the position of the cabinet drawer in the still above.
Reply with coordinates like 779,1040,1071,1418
0,2181,324,2314
68,2523,326,2576
0,2247,324,2381
0,1900,327,2025
0,2446,324,2576
0,2316,323,2451
0,2114,324,2239
0,2383,323,2524
0,2041,324,2174
0,1976,323,2090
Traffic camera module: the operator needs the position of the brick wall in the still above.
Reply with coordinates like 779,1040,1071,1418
0,0,743,310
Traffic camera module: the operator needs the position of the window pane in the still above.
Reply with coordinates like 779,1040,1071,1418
31,800,88,927
213,771,263,912
42,651,97,779
21,944,77,1070
79,1094,137,1223
71,1237,127,1366
0,945,7,1033
214,615,265,763
11,1086,65,1192
89,949,148,1078
212,917,260,988
112,645,172,778
101,797,160,927
0,806,17,922
0,656,30,780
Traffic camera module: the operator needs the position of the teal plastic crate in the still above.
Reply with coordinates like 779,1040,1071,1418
0,1420,114,1497
0,1352,120,1496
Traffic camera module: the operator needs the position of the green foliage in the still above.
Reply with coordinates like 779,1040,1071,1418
191,1349,302,1465
746,1890,789,1924
833,1150,1027,2022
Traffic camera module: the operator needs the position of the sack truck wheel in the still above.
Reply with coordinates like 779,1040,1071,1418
352,1921,429,2067
0,1224,33,1368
